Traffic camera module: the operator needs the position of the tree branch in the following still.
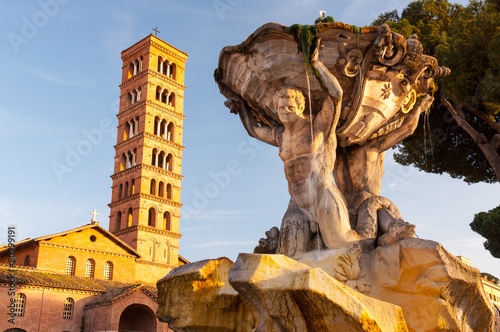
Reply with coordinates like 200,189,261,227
441,96,488,144
441,95,500,182
465,105,500,135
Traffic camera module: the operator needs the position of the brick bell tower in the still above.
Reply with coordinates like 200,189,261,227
108,34,187,283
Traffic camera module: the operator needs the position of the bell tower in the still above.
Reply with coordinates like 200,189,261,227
108,34,187,283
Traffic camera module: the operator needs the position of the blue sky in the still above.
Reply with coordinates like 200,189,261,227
1,0,499,277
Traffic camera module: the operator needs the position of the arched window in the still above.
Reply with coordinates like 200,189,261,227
123,121,130,141
163,60,169,75
65,256,76,276
116,212,122,231
131,179,135,195
158,151,165,169
136,86,142,102
170,63,177,79
14,293,26,317
166,154,173,171
104,261,113,280
167,183,172,200
148,208,156,227
157,56,163,73
127,208,133,227
167,122,174,141
63,297,74,320
24,255,30,267
154,116,160,136
164,212,171,231
120,153,127,171
168,93,175,107
128,62,134,79
85,259,95,278
161,89,168,104
155,86,162,101
124,181,129,198
118,183,123,199
150,179,156,195
160,119,167,138
151,148,158,166
158,181,164,198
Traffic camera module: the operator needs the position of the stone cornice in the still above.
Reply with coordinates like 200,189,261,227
112,225,182,239
147,69,186,91
143,132,185,151
114,132,185,152
108,193,183,209
145,100,186,120
120,69,186,91
0,283,102,295
117,99,185,121
151,39,188,62
38,242,137,259
141,164,184,180
118,70,148,89
110,164,183,181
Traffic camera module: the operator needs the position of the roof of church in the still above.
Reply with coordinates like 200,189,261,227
0,264,138,292
0,223,141,258
84,283,158,308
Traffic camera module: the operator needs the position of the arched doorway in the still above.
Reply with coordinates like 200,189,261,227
118,304,157,332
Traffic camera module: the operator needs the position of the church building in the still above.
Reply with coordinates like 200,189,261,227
0,33,188,332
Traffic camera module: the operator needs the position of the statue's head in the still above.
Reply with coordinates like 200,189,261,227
273,87,306,124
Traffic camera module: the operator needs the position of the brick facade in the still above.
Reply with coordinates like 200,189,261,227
0,34,187,332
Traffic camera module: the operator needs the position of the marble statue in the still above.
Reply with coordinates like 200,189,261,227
157,20,495,332
218,23,445,254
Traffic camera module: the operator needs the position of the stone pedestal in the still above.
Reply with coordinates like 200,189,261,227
157,239,494,332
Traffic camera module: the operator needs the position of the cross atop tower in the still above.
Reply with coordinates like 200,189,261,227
153,27,160,36
90,209,99,223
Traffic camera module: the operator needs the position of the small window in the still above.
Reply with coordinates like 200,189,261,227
63,297,74,320
85,259,95,278
104,261,113,280
90,235,97,242
65,256,76,276
14,293,26,317
24,255,31,267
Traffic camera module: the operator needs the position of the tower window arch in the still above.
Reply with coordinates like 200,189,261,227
164,212,171,231
124,181,129,197
65,256,76,276
166,154,173,171
150,179,156,195
158,181,164,198
24,255,30,267
158,151,166,169
168,93,176,107
127,208,133,227
161,89,168,104
104,261,113,280
63,297,74,320
148,208,156,227
169,63,177,80
116,212,122,231
157,56,163,73
14,293,26,317
155,86,162,101
85,259,95,278
167,183,172,200
152,148,158,167
118,183,123,199
131,179,135,195
154,116,160,136
160,119,167,138
167,122,174,141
